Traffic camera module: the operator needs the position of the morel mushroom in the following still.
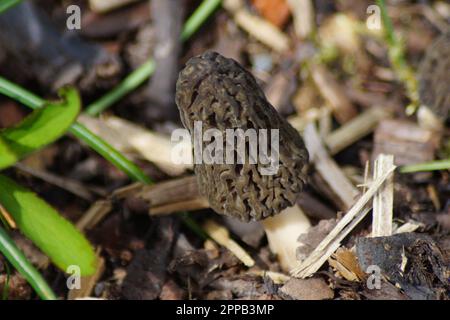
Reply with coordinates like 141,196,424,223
176,51,311,270
417,30,450,125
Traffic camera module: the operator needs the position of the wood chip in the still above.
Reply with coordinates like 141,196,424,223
372,154,394,237
372,119,440,165
279,278,333,300
304,123,359,210
89,0,139,13
78,114,191,176
252,0,291,28
325,107,391,155
311,64,358,124
328,248,365,282
120,176,209,215
203,220,255,267
223,0,290,52
287,0,314,38
249,270,291,284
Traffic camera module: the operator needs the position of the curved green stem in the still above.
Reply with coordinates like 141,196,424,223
400,159,450,173
0,226,57,300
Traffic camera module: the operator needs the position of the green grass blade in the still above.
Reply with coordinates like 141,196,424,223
376,0,419,114
180,0,221,41
0,0,21,13
0,87,81,170
0,76,151,183
0,174,97,276
84,0,222,116
84,59,155,116
0,225,56,300
400,159,450,173
69,122,151,184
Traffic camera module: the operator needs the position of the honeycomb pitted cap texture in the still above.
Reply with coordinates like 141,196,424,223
176,52,309,222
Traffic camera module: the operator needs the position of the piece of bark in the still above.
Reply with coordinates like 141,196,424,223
328,248,366,282
115,176,208,215
279,277,333,300
121,217,178,300
159,279,187,300
0,2,121,91
360,279,409,300
356,233,450,300
372,119,440,166
296,218,337,262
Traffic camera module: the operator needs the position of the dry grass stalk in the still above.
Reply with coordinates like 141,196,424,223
0,203,16,229
89,0,139,13
78,115,191,176
311,64,358,124
291,164,396,278
325,107,390,155
304,123,359,210
287,0,315,38
203,220,255,267
14,162,97,201
223,0,290,52
372,154,394,237
249,270,291,284
76,200,113,232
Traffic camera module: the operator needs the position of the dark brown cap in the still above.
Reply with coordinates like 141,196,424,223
176,52,309,222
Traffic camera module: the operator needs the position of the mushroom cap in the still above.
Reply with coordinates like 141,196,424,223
176,52,309,222
418,30,450,120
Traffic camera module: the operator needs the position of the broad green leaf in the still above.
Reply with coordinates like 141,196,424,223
0,136,18,168
0,87,80,170
0,175,97,276
0,0,22,13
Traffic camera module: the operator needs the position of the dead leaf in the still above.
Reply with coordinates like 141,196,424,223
252,0,291,28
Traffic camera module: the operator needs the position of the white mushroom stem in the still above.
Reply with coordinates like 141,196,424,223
261,204,311,272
